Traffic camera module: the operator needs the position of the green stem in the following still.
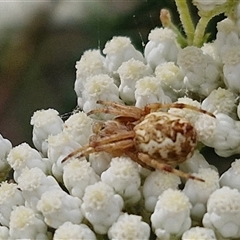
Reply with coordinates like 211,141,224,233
193,0,239,46
192,16,211,46
168,22,188,47
175,0,195,45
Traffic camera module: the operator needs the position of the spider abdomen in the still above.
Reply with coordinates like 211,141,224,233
133,112,197,164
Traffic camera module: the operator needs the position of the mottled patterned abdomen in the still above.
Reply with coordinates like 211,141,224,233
134,112,197,164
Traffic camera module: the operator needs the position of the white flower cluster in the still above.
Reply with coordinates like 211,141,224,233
1,1,240,239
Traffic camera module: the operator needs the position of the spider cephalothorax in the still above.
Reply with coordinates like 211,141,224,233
62,100,215,181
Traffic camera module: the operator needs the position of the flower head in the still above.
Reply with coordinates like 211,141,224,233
211,113,240,157
201,87,237,118
155,62,185,100
177,46,221,96
75,49,107,108
7,143,48,181
183,168,220,221
37,189,83,229
168,97,201,124
182,226,217,240
103,36,144,73
193,0,227,12
179,150,214,174
63,158,99,198
142,170,181,212
216,18,240,57
47,131,81,181
76,49,106,80
81,181,124,234
0,182,24,227
0,135,12,181
63,111,93,146
101,156,141,206
0,226,9,239
151,189,192,239
144,27,179,69
54,222,96,240
222,46,240,92
220,159,240,191
82,74,121,113
17,167,61,211
108,213,150,240
9,206,48,239
30,108,63,156
117,59,152,104
203,186,240,239
135,76,171,108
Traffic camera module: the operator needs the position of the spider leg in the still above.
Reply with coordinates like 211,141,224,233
145,103,215,118
90,131,135,147
87,100,144,120
61,131,135,163
61,145,94,162
94,139,134,155
137,153,204,182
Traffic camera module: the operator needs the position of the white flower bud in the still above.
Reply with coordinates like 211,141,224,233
220,159,240,190
211,113,240,157
151,189,192,239
89,152,112,175
7,143,49,181
183,168,220,222
108,213,150,240
47,132,81,181
63,111,93,146
193,0,227,12
54,222,96,240
155,62,185,101
142,170,181,212
222,46,240,92
0,226,9,239
37,189,83,229
182,226,217,240
75,49,107,108
0,135,12,181
17,167,61,211
30,108,63,156
203,186,240,239
177,46,221,97
81,181,124,234
179,150,215,174
144,27,179,69
82,74,121,113
201,42,221,67
194,113,217,146
9,206,48,239
216,18,240,58
135,76,171,108
0,182,24,227
201,87,237,118
168,97,201,124
103,36,144,73
237,102,240,119
0,134,12,161
63,158,100,198
101,156,141,206
117,59,152,104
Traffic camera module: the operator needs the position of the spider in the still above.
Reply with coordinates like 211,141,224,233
62,100,215,182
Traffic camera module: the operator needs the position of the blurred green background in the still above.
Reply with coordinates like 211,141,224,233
0,0,178,146
0,0,223,147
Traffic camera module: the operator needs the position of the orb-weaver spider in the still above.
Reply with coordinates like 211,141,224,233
62,100,215,182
